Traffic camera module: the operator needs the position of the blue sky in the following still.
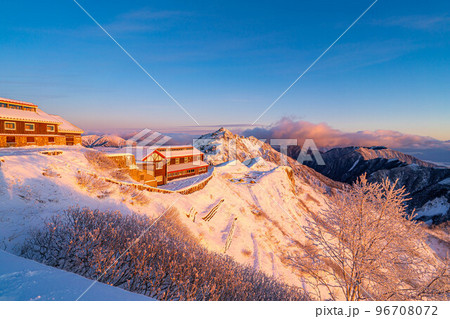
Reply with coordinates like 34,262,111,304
0,0,449,140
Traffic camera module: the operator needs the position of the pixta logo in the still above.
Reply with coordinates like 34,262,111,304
125,129,172,164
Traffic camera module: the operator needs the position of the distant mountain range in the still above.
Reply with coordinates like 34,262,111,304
82,135,127,148
299,146,449,224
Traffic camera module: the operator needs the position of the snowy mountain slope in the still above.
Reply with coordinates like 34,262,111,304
175,161,329,283
0,250,152,301
369,165,450,224
0,146,149,251
0,145,330,292
299,146,450,224
195,128,342,190
0,139,446,300
301,146,438,184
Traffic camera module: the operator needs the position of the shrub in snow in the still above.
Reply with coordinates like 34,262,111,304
118,185,149,205
84,150,131,182
109,169,129,181
42,167,61,178
84,150,117,171
21,208,307,301
75,171,111,195
290,174,449,301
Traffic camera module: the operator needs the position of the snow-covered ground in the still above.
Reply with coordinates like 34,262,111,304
0,250,152,301
0,145,325,288
0,139,447,300
0,146,146,251
416,197,449,220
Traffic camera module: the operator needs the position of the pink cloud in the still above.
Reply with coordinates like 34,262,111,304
242,118,450,150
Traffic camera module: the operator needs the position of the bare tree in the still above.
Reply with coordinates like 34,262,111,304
292,175,448,300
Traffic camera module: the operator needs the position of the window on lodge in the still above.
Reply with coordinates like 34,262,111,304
25,123,35,131
199,167,207,172
184,157,190,163
27,137,35,143
47,125,55,132
0,103,7,108
175,158,180,164
155,162,163,170
9,104,22,110
48,137,55,143
23,106,35,112
187,169,195,173
6,136,15,144
5,122,16,130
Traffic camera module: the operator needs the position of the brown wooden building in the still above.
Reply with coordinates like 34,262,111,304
140,145,209,185
0,97,83,147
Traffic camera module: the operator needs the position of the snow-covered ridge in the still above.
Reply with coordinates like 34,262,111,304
195,127,342,190
82,135,127,148
356,146,437,167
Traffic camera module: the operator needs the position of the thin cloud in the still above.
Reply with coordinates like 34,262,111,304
372,15,450,31
120,9,192,20
105,8,193,34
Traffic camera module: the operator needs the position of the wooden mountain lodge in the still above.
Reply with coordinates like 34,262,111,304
107,145,209,186
0,97,83,147
141,145,209,185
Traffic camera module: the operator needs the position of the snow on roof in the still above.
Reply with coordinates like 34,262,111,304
48,114,84,133
158,145,194,150
0,107,61,124
141,146,204,161
168,161,208,173
157,147,203,159
0,97,37,107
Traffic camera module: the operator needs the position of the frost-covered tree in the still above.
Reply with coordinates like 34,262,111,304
292,175,448,300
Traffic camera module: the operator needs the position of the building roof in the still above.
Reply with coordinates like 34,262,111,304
167,161,208,173
141,146,203,161
155,147,203,159
48,114,84,134
0,107,62,124
157,145,194,150
0,97,38,107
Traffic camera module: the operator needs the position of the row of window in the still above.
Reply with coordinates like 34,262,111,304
0,102,36,112
4,122,55,132
168,168,203,178
6,136,55,144
159,147,191,152
168,155,201,165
